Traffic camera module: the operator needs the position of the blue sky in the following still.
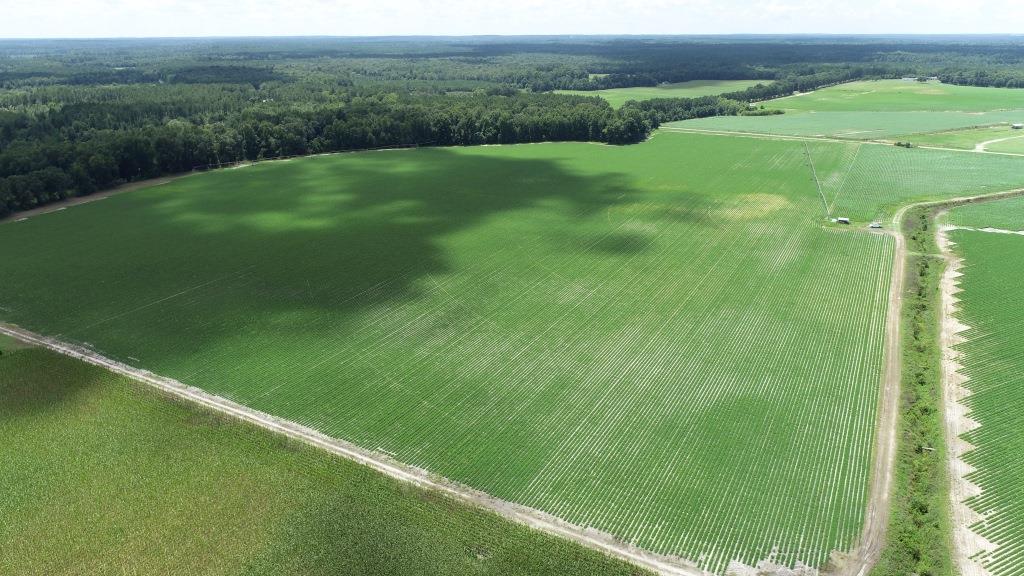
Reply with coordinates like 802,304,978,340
2,0,1023,38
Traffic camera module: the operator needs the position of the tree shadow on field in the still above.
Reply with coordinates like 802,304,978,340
41,147,642,367
0,348,108,416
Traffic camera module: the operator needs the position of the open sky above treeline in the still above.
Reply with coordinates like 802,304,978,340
2,0,1024,38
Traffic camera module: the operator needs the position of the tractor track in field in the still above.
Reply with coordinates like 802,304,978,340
0,322,705,576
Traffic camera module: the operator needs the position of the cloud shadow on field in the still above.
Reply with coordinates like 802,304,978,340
33,147,641,367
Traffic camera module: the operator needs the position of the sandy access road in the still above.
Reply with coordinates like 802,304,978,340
974,134,1024,152
832,188,1024,576
934,193,1024,576
0,323,705,576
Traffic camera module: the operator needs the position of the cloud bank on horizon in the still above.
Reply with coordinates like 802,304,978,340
2,0,1022,38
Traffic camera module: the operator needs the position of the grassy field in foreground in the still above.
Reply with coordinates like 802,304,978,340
946,225,1024,576
3,133,1024,572
0,342,647,576
768,80,1024,112
556,79,761,108
944,196,1024,230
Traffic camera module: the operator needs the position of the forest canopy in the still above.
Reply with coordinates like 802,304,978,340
3,36,1024,217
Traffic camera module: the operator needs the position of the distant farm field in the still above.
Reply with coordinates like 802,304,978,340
899,125,1024,151
945,196,1024,230
946,223,1024,576
4,133,1024,572
668,110,1024,140
556,79,762,108
671,80,1024,140
767,80,1024,112
0,344,644,576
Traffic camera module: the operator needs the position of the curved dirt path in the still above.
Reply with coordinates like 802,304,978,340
974,133,1024,152
831,206,907,576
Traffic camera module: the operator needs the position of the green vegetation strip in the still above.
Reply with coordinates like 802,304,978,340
0,344,647,576
872,205,954,576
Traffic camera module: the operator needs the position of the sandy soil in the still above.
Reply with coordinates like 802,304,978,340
0,322,704,576
4,172,1023,575
936,221,995,576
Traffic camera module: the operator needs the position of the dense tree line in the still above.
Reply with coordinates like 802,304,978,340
0,91,642,216
4,36,1024,217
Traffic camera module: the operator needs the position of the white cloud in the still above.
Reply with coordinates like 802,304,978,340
0,0,1022,38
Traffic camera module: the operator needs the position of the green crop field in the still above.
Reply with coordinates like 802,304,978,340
805,142,1024,221
945,222,1024,576
4,132,1024,573
555,79,762,108
0,343,646,576
945,196,1024,230
894,125,1024,151
767,80,1024,112
667,110,1024,140
669,80,1024,140
986,136,1024,154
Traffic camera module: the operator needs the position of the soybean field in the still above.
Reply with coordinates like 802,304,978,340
0,132,895,572
946,222,1024,576
768,80,1024,113
671,80,1024,140
6,131,1024,572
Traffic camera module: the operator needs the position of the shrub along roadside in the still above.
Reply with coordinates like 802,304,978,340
872,205,954,576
